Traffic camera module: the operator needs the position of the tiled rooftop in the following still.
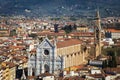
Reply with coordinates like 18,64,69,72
56,38,81,48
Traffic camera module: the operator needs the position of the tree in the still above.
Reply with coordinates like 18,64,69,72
102,47,119,67
28,33,37,39
73,24,77,30
107,50,117,67
102,47,120,56
62,25,73,34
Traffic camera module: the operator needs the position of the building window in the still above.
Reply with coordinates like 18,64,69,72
44,64,50,73
44,49,49,55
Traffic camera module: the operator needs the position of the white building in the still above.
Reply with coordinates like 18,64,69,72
28,37,63,76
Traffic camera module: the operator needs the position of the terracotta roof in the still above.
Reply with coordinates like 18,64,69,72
57,38,81,48
10,46,25,50
68,32,94,37
104,67,120,73
27,76,35,79
39,72,54,77
13,56,27,63
37,30,65,36
4,62,16,68
88,74,105,78
64,76,85,80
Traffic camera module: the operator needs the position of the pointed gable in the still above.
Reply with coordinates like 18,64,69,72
38,37,54,48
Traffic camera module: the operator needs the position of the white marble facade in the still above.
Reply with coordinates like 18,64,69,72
28,37,63,76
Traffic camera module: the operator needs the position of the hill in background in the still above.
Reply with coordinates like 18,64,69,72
0,0,120,17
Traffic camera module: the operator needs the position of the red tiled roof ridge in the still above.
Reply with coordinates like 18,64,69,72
57,38,81,48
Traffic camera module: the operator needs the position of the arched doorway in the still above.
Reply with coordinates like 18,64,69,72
44,64,50,73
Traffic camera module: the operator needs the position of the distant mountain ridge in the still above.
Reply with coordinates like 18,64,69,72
0,0,120,17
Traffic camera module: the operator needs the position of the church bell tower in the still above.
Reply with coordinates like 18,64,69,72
94,10,102,57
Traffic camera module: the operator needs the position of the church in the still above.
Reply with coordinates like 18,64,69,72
28,37,63,76
28,36,87,76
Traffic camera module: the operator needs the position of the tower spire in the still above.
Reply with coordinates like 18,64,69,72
94,9,102,57
96,9,100,19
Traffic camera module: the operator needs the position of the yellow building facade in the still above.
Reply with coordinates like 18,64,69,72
56,39,88,70
1,62,16,80
76,26,89,32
